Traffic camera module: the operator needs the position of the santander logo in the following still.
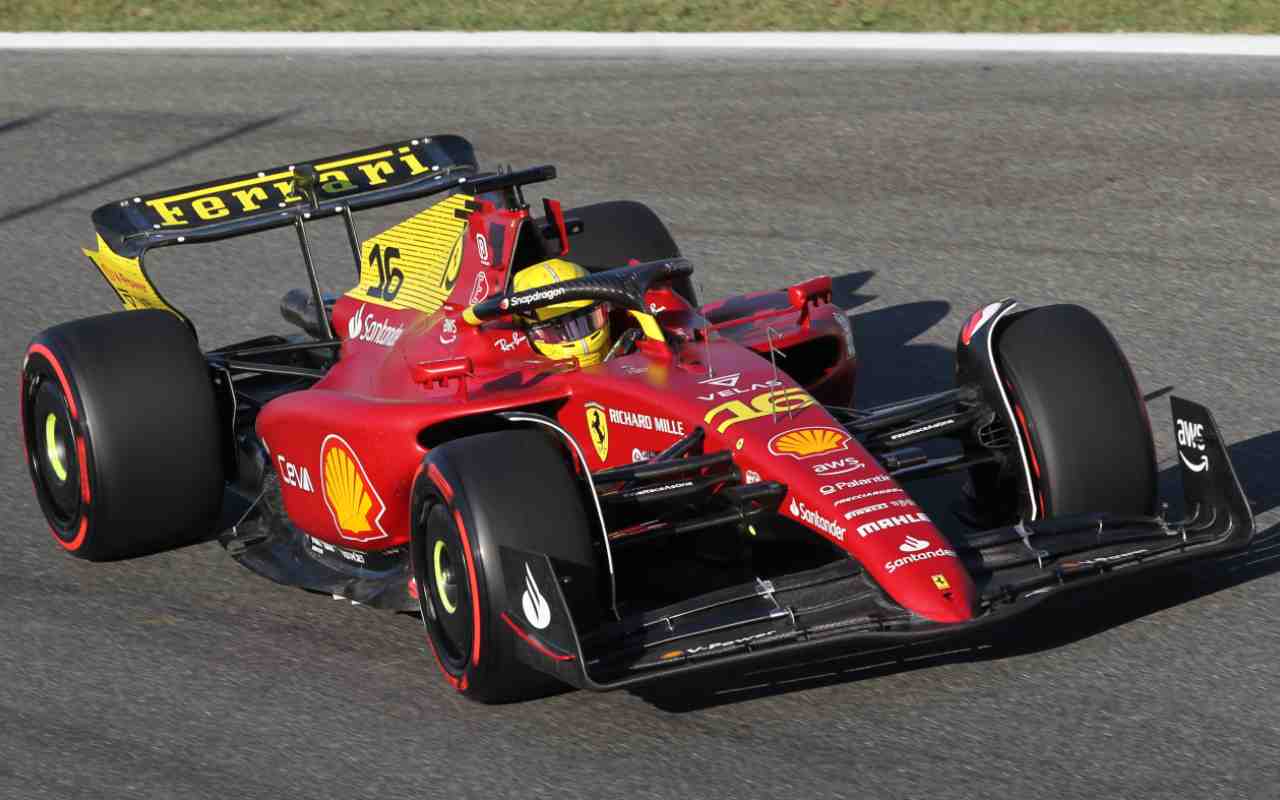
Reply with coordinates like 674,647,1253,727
788,497,847,541
346,304,404,347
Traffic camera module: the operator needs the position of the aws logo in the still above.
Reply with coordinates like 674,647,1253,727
320,434,388,542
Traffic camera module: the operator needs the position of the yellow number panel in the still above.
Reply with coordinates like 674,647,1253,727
348,193,473,314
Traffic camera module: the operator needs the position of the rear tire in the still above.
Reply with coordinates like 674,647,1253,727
994,304,1156,518
555,200,697,306
20,310,225,560
410,428,599,703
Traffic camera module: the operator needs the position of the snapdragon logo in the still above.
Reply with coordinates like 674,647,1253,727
788,497,846,541
507,286,567,308
346,304,404,347
884,547,955,574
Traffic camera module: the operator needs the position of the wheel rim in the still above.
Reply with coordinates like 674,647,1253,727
28,377,81,528
419,503,473,672
433,540,459,614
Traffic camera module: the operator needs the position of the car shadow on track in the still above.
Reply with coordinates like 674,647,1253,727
830,271,956,408
633,431,1280,713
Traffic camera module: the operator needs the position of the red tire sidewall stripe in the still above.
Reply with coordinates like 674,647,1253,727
452,508,483,668
25,344,90,551
27,344,78,419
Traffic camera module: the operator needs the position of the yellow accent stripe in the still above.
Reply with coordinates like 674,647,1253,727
628,310,665,342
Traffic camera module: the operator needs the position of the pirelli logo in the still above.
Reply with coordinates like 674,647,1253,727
139,141,441,228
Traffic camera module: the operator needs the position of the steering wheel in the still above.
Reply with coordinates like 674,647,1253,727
461,257,693,339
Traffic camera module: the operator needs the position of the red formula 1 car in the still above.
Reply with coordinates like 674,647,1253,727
20,135,1254,702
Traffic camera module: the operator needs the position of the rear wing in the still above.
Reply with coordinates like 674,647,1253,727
91,134,477,257
81,134,556,332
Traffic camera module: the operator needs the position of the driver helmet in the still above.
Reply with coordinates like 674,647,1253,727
512,258,611,367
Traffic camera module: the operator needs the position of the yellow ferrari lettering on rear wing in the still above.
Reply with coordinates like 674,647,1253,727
89,135,478,257
140,146,438,229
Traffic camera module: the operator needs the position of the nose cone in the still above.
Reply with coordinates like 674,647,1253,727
880,546,977,623
810,496,979,623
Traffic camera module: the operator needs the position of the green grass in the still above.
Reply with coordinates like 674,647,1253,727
4,0,1280,32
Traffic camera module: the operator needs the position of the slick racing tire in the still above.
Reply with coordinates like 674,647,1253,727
555,200,698,306
995,304,1157,519
20,310,225,560
410,429,599,703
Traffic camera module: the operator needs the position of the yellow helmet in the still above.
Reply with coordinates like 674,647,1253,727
512,259,611,367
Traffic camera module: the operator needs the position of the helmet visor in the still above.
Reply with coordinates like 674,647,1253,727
528,304,608,345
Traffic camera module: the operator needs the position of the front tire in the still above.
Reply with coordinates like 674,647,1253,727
20,310,225,560
994,304,1157,519
410,428,599,703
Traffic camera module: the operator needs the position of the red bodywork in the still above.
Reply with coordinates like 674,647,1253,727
256,199,977,624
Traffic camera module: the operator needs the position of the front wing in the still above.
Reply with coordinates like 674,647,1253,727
499,397,1255,690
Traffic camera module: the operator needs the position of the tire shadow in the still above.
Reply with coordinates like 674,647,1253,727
633,430,1280,713
833,277,955,406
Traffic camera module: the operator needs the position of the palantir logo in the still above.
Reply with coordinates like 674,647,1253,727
521,563,551,630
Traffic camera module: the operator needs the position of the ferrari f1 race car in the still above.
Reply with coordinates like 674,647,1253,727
21,134,1254,702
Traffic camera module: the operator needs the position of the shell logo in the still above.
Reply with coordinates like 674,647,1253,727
768,426,850,459
320,434,388,542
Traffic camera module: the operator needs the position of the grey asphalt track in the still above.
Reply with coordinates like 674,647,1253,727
2,50,1280,800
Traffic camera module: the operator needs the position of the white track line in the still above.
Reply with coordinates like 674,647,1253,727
2,32,1280,55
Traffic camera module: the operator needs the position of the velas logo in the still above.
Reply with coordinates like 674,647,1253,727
788,497,847,541
320,434,388,542
699,372,740,388
768,427,850,459
346,304,404,347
